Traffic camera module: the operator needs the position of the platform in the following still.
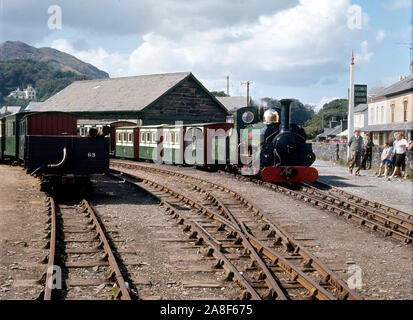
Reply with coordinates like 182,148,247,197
313,159,413,214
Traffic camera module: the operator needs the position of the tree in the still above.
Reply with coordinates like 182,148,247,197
211,91,228,97
0,59,89,103
303,99,348,140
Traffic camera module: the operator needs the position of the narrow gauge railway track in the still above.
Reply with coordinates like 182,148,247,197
219,172,413,244
40,197,131,300
110,160,360,300
308,180,413,221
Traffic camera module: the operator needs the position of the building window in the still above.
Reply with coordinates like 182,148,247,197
381,106,384,123
404,100,408,122
391,104,395,123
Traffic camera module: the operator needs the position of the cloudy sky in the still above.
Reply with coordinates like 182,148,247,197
0,0,411,109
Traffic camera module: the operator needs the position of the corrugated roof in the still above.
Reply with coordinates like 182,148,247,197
39,72,193,112
216,96,248,111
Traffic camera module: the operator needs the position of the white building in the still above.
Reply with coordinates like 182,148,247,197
7,85,36,100
354,104,368,130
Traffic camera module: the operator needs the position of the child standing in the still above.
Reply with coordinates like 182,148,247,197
377,142,392,177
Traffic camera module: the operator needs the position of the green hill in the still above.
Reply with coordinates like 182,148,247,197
0,41,109,79
0,59,89,107
304,98,348,140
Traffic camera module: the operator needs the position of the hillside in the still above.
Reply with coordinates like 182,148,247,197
0,59,89,107
0,41,109,79
304,99,348,140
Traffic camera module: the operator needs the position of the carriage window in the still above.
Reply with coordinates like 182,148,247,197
175,132,179,143
123,133,127,141
147,132,151,142
128,133,132,142
141,132,145,142
171,132,175,144
117,133,121,142
152,132,156,143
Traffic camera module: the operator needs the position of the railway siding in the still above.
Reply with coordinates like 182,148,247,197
110,160,413,300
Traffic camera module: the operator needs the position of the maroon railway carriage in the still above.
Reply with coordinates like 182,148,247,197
18,111,77,161
183,122,233,167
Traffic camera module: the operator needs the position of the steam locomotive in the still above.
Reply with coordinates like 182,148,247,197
115,99,318,183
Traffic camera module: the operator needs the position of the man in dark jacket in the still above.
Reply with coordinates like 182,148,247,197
348,130,363,176
361,134,374,169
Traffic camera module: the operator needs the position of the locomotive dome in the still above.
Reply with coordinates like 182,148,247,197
263,109,280,124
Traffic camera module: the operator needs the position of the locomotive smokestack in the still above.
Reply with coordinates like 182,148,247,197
280,99,293,133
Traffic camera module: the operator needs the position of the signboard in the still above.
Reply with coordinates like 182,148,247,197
354,84,367,105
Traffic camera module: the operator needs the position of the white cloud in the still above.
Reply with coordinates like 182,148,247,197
383,0,411,11
354,41,374,65
51,0,371,97
312,96,341,112
376,29,387,43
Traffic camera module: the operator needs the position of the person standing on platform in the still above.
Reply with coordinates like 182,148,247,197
389,133,408,180
362,134,374,169
377,142,392,177
348,129,363,176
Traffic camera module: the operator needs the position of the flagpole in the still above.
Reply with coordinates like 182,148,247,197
347,51,355,160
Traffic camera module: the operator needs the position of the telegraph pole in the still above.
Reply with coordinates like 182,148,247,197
241,81,253,106
347,51,355,160
226,76,230,96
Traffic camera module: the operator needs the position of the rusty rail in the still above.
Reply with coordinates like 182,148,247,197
110,161,360,300
41,197,131,300
82,200,131,300
214,168,413,244
43,197,57,300
311,180,413,221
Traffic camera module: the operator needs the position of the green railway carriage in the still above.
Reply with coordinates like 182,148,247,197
115,122,233,166
115,126,140,159
3,112,31,158
162,125,184,164
138,125,167,161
